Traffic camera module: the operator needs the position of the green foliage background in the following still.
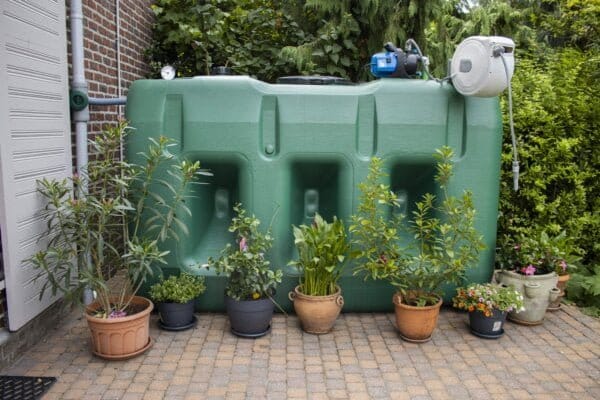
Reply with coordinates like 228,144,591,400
147,0,599,314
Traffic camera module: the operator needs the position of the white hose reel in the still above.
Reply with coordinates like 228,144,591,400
451,36,515,97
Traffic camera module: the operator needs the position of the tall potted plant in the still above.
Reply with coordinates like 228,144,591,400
149,273,206,331
288,213,349,334
496,230,578,323
31,122,207,359
351,147,485,342
207,203,282,338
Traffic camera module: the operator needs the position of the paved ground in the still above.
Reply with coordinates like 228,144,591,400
2,305,599,400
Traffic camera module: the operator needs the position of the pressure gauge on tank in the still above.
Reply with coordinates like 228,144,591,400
160,65,176,80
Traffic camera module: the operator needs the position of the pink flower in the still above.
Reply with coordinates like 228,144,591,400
559,260,567,272
109,310,127,318
239,237,248,252
514,244,521,251
521,264,536,276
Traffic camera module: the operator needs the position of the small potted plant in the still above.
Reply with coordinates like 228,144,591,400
453,283,524,339
352,147,485,342
288,213,349,334
207,203,282,338
31,122,207,359
495,230,579,323
149,273,206,331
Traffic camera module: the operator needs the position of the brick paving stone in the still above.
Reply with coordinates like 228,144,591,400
0,306,597,400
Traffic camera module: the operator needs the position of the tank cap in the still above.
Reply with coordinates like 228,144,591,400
276,76,353,85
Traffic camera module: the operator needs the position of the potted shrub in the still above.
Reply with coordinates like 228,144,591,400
149,273,206,331
496,230,579,323
351,147,485,342
453,283,524,339
30,122,207,359
207,203,282,338
288,213,349,334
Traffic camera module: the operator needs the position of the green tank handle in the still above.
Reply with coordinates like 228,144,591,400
70,90,88,111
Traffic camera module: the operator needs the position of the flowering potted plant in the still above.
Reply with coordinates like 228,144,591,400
207,203,282,338
288,213,349,334
351,147,484,342
453,283,524,339
149,273,206,331
495,230,579,323
31,122,207,359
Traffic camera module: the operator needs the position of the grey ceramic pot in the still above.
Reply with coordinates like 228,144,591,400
157,300,195,328
225,295,274,338
468,309,507,339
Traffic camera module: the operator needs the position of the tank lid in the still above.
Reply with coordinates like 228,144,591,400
276,76,353,85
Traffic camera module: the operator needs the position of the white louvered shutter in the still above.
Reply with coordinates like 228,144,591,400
0,0,73,331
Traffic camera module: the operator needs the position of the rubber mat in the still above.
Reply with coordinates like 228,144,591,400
0,375,56,399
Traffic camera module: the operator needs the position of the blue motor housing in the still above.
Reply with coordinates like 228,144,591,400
370,42,421,79
370,52,399,77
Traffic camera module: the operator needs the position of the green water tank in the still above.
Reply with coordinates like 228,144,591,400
125,76,502,312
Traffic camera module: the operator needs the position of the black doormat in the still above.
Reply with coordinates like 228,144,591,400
0,375,57,400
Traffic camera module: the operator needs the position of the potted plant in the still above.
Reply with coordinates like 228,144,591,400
30,122,207,359
351,147,485,342
453,283,524,339
496,230,579,322
149,273,206,331
288,213,349,334
207,203,282,338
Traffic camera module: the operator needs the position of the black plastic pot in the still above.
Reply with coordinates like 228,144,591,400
225,295,274,338
157,300,195,330
468,309,507,339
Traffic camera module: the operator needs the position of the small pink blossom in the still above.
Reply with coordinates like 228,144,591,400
109,310,127,318
559,260,567,272
239,237,248,252
514,244,521,251
521,264,536,276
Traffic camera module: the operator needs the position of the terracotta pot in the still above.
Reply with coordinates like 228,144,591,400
289,285,344,334
85,296,153,360
393,293,442,343
548,274,570,311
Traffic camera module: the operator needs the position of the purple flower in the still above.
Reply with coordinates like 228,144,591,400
239,237,248,252
109,310,127,318
521,264,536,276
559,260,567,272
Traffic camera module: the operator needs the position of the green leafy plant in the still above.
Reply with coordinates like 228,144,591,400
289,213,349,296
351,146,485,306
207,203,282,301
498,230,582,276
30,122,209,318
149,273,206,304
566,263,600,318
453,283,525,316
349,157,404,284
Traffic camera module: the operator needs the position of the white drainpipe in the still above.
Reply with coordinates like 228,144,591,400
69,0,88,185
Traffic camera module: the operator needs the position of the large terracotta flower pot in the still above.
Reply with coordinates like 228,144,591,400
495,270,559,325
548,274,570,311
289,285,344,334
85,296,153,360
393,293,442,343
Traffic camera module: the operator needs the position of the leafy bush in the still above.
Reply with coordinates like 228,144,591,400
148,0,305,81
567,264,600,318
207,203,282,300
289,213,349,296
149,273,206,303
351,147,485,306
497,49,600,267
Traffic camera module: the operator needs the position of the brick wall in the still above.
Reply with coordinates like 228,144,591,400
68,0,155,137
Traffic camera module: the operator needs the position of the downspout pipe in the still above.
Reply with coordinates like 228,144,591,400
70,0,95,306
70,0,88,183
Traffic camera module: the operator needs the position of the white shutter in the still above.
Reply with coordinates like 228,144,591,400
0,0,72,331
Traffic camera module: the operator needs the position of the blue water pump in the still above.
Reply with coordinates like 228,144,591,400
370,41,422,78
